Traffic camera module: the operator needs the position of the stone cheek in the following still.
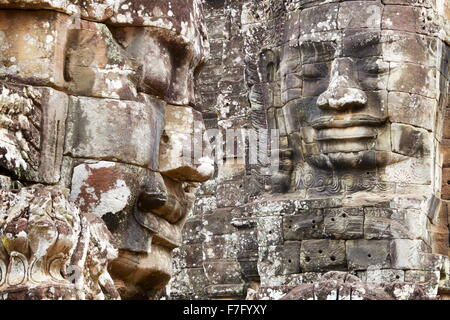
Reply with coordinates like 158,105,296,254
159,105,214,183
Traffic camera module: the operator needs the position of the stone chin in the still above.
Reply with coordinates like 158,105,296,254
109,245,174,300
110,206,189,299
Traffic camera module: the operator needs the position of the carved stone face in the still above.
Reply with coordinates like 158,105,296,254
282,2,445,174
0,0,213,299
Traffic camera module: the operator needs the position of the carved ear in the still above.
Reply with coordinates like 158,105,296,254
248,49,281,112
258,49,279,83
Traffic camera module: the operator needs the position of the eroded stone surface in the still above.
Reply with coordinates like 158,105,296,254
172,0,450,301
0,0,449,301
0,185,119,300
0,0,212,301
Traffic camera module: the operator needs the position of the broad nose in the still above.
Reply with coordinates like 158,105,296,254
138,190,186,224
317,58,367,111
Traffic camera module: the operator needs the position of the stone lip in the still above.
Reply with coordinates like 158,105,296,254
311,115,387,129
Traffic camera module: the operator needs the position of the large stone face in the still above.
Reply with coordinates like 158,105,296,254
172,0,450,301
0,0,449,301
0,0,212,300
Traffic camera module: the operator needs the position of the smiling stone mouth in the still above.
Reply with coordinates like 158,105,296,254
311,115,387,129
314,126,377,141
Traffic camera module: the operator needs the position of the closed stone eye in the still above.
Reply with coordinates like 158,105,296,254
302,66,326,80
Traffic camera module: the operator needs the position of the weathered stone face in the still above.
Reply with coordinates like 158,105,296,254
171,0,450,301
282,3,444,176
0,0,213,300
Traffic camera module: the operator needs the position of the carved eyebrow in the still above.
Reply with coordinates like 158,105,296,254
342,31,382,57
299,41,337,63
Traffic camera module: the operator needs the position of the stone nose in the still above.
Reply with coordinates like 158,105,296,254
137,190,186,224
317,58,367,111
138,191,168,211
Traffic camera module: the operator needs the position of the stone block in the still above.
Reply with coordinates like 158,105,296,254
216,180,246,208
64,21,138,100
357,58,390,91
159,105,214,182
203,234,238,260
387,63,436,98
391,123,432,158
299,4,339,36
342,30,381,58
300,240,347,272
236,229,259,259
258,216,284,246
390,239,434,270
405,270,440,297
217,158,245,181
182,218,205,245
380,155,432,185
70,161,155,218
206,284,246,299
387,92,437,131
180,244,203,268
323,208,364,239
364,207,429,241
366,269,405,283
239,257,259,280
203,208,234,236
69,161,178,253
258,241,301,278
338,1,382,29
203,261,243,285
346,240,391,270
170,268,208,299
0,10,69,87
282,209,325,240
65,94,164,170
382,32,438,67
382,5,438,35
381,0,433,7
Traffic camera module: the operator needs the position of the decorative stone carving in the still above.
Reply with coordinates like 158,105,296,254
277,271,431,300
172,0,450,301
0,185,119,300
0,0,213,300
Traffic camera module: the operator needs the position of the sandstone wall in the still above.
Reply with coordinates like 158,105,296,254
171,0,450,300
170,0,287,299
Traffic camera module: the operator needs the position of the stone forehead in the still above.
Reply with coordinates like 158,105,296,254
0,0,209,55
285,0,449,45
